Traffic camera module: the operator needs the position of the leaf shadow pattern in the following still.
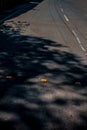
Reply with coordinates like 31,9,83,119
0,22,87,130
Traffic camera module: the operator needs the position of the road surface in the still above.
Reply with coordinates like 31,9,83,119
0,0,87,130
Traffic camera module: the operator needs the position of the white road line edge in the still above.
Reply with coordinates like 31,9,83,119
72,30,86,51
64,15,69,22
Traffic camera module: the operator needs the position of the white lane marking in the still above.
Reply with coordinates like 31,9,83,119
60,8,64,12
64,15,69,22
72,30,86,51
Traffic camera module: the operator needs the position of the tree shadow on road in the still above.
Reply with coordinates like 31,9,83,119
0,0,43,21
0,22,87,130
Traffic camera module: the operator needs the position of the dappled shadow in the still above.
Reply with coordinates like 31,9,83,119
0,22,87,130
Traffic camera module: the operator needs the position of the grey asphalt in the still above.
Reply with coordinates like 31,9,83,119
0,0,87,130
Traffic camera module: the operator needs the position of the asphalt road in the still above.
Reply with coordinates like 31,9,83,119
29,0,87,59
0,0,87,130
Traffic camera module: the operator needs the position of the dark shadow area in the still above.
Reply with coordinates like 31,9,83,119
0,22,87,130
0,0,43,21
53,99,66,105
0,0,28,11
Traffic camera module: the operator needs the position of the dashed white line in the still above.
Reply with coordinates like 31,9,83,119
64,15,69,22
72,30,86,51
60,8,64,12
59,7,86,51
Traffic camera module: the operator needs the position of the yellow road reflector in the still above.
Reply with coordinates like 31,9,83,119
41,78,48,83
6,76,13,79
75,82,81,85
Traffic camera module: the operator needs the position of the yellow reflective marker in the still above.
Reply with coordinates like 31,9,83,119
41,78,48,83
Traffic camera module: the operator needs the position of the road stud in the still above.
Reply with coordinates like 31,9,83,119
41,78,48,83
